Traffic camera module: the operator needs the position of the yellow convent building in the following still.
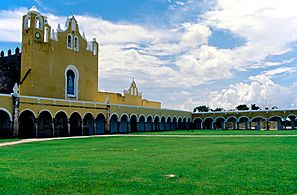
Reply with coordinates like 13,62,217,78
0,6,192,138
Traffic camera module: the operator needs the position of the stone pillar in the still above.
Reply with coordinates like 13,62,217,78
266,120,269,131
117,121,120,133
105,104,111,134
291,119,295,130
144,122,147,132
34,118,39,138
93,120,97,135
67,119,71,136
12,96,20,137
249,122,252,130
236,122,239,130
127,122,131,133
52,120,55,137
81,120,84,135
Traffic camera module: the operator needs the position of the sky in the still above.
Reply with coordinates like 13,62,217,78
1,0,297,111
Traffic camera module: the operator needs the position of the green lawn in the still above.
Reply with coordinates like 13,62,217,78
1,136,297,194
133,129,297,135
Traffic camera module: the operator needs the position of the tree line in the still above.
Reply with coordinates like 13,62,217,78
193,104,278,113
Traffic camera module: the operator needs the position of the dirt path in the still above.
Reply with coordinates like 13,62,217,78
1,134,297,148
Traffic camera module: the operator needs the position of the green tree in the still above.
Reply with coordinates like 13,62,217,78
236,104,249,110
211,107,224,112
251,104,260,110
193,105,210,112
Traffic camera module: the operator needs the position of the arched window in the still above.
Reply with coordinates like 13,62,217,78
65,65,79,99
44,27,49,42
35,16,42,29
66,70,75,95
74,36,79,51
24,15,31,29
67,34,72,49
93,43,97,55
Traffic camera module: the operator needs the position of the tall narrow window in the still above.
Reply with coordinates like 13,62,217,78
24,15,31,29
35,16,41,29
44,27,49,42
74,36,79,51
93,43,97,55
67,34,72,49
67,70,75,95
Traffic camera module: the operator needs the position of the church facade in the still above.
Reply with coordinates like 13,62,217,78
0,7,192,138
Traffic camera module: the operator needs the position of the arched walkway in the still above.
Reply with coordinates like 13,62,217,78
268,116,284,130
19,110,35,138
166,117,172,131
95,113,105,134
154,116,160,131
172,117,177,130
110,114,118,134
138,115,145,132
0,110,11,138
146,116,153,131
182,118,187,130
130,115,138,132
251,117,267,130
83,113,94,135
54,112,68,137
177,118,182,130
70,112,82,136
214,117,225,130
238,117,250,130
204,118,213,129
226,117,237,130
193,118,202,130
38,111,53,137
119,115,128,133
160,116,166,131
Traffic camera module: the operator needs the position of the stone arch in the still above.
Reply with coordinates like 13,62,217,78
54,110,69,119
138,115,146,132
70,112,82,136
146,115,153,131
20,109,37,119
166,116,172,131
154,115,160,131
238,116,250,130
172,117,177,130
83,113,95,135
19,110,35,138
38,110,53,137
225,116,237,130
250,116,267,130
0,109,12,138
214,116,225,130
177,117,183,130
119,114,129,133
54,111,68,137
268,115,284,130
193,117,203,130
182,117,187,130
204,117,214,130
95,113,105,134
109,114,119,134
130,114,138,133
160,116,166,131
286,114,297,130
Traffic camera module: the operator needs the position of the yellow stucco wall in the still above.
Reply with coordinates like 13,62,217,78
20,10,161,109
0,95,13,115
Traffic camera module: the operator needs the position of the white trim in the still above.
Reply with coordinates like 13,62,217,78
69,111,82,119
20,109,37,119
225,116,238,122
83,112,94,120
146,115,153,123
65,65,79,100
238,116,250,122
130,113,138,122
0,108,13,121
138,114,146,122
109,113,120,121
214,116,226,122
54,110,69,119
38,109,54,119
0,93,12,97
95,112,106,119
250,116,267,122
268,115,284,121
193,117,203,123
120,113,129,122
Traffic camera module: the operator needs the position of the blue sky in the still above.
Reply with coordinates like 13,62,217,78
1,0,297,111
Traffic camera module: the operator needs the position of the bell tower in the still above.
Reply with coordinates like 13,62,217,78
20,6,52,96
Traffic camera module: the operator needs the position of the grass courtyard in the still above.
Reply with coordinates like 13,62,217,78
1,133,297,194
